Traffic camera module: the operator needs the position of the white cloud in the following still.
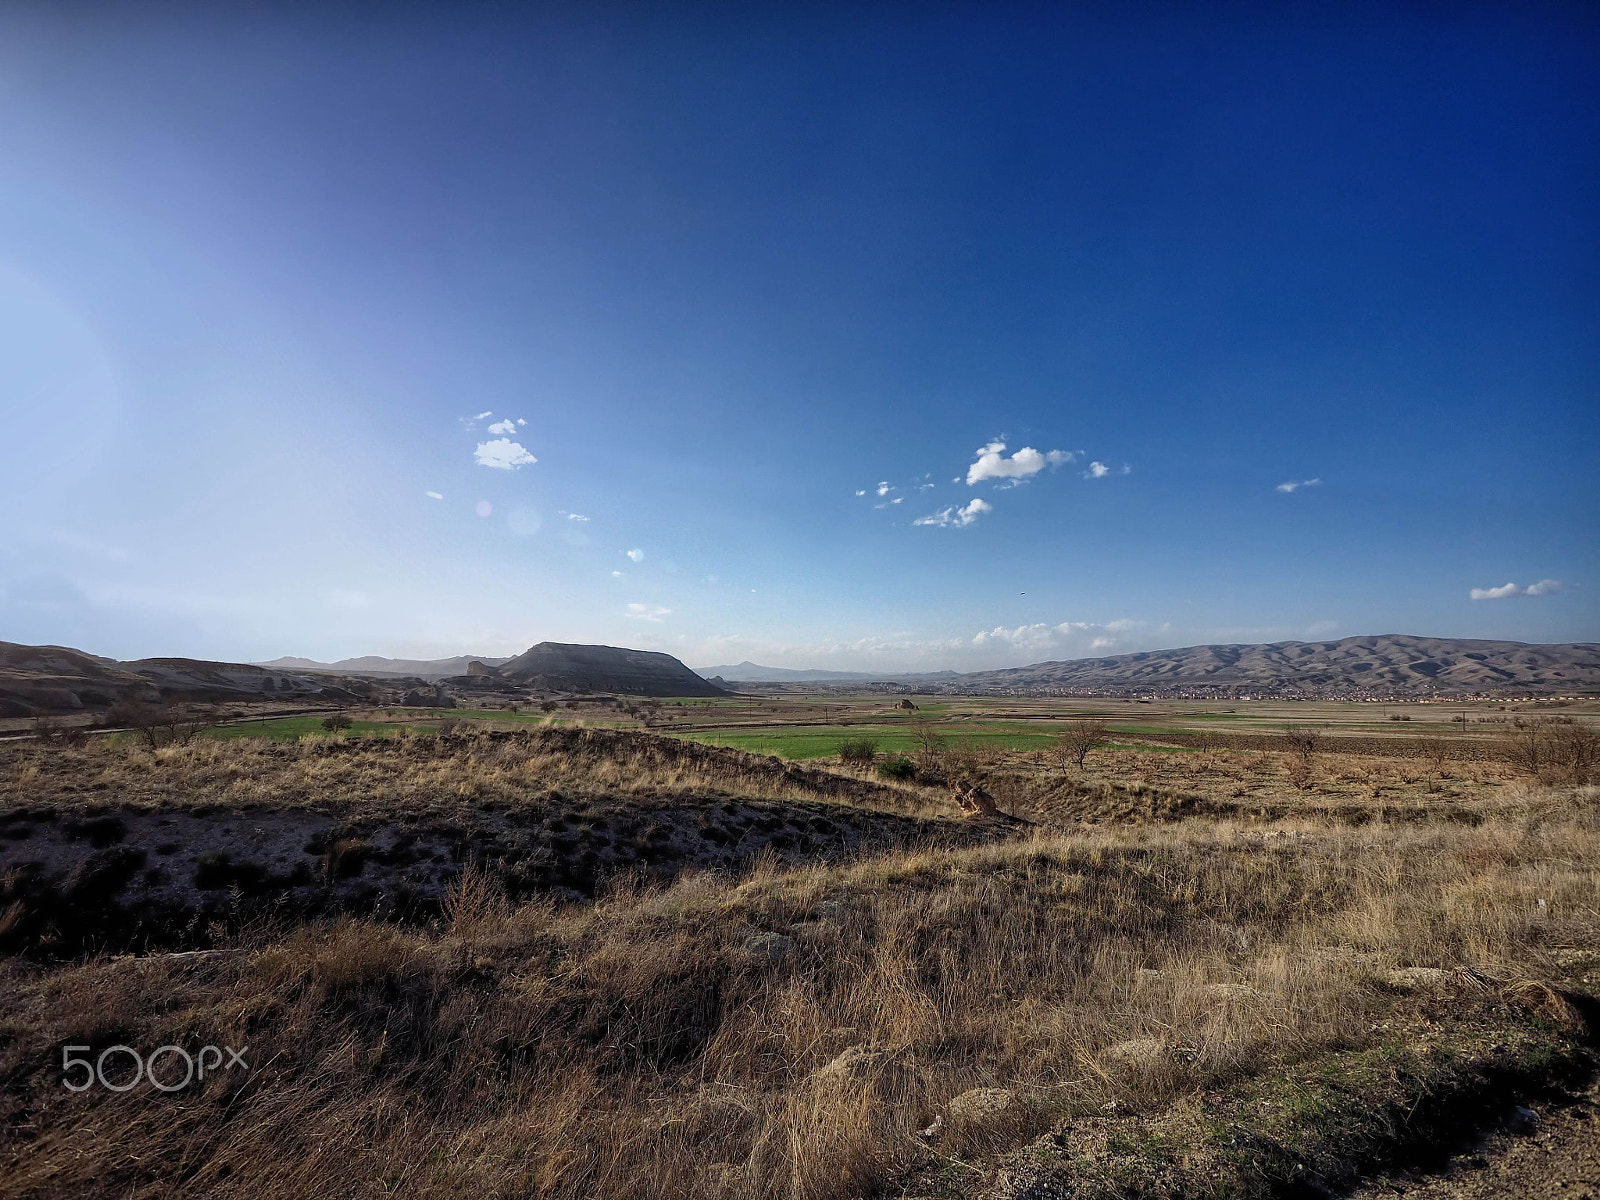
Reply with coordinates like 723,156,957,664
1470,579,1562,600
914,497,992,528
487,418,517,435
1085,461,1109,478
965,441,1074,486
473,438,537,469
626,602,671,622
612,570,624,577
891,496,903,504
876,481,892,496
425,491,444,500
1275,478,1322,493
972,618,1145,656
626,548,645,563
566,512,589,522
517,418,526,426
474,410,493,420
855,489,866,496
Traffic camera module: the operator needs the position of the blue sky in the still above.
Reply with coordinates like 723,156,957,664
1,3,1595,671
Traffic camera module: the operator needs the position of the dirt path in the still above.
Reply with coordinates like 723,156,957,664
1350,1079,1600,1199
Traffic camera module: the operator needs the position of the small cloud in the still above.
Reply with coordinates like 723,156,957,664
517,417,526,426
1470,579,1562,600
626,548,645,563
891,496,903,504
966,441,1074,486
876,481,892,497
1275,478,1322,493
914,497,993,528
1085,461,1110,479
626,602,671,622
474,438,537,470
918,482,935,491
566,512,589,522
424,491,444,500
475,410,493,420
612,570,624,577
487,418,517,435
855,489,866,496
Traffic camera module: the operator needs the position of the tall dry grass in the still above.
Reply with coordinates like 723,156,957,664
0,726,943,819
3,786,1597,1199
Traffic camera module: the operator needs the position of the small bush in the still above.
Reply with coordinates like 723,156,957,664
839,737,878,766
321,714,354,733
877,755,917,781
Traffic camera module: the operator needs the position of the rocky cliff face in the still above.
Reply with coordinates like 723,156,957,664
498,642,727,697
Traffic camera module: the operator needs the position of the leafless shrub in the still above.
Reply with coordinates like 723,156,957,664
443,858,510,933
31,714,87,748
1057,720,1110,770
1504,717,1552,776
320,713,353,733
1549,722,1599,786
839,738,878,766
1414,735,1452,776
107,699,219,749
1279,725,1323,764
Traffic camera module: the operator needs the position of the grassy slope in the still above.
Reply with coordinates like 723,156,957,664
1,787,1597,1198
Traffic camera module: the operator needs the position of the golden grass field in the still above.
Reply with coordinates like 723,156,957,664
1,702,1597,1198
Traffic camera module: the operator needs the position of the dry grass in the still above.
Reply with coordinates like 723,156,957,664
3,784,1597,1199
0,726,943,819
953,744,1532,826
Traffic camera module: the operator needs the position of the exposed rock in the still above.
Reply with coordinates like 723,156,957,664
813,1044,886,1081
948,1087,1015,1121
738,932,798,967
983,1158,1074,1200
1384,966,1465,991
1104,1037,1166,1069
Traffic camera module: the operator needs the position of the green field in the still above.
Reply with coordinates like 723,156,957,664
677,723,1062,760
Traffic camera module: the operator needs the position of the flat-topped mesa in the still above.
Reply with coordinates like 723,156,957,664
498,642,728,697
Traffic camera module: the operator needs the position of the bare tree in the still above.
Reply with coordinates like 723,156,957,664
108,699,219,750
908,713,946,773
1279,726,1323,765
321,713,354,733
1414,735,1452,776
1057,720,1110,770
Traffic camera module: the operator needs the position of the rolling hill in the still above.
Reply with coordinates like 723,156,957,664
931,634,1600,697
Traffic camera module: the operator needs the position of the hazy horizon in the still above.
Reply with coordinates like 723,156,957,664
3,5,1595,674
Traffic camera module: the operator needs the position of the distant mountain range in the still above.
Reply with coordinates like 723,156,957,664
255,654,511,679
927,635,1600,697
5,634,1595,718
694,661,962,683
1,640,725,716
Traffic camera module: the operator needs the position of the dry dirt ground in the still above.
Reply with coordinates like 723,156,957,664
1350,1078,1600,1199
